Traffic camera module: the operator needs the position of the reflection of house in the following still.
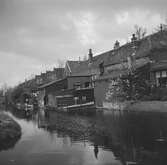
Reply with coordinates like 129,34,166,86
37,75,94,109
63,31,167,107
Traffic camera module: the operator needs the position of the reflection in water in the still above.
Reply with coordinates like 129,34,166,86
0,135,21,152
1,108,167,165
93,144,99,159
36,109,167,165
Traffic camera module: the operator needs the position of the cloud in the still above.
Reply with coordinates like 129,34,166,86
0,51,57,86
116,12,129,24
68,12,98,46
0,0,167,86
115,9,163,32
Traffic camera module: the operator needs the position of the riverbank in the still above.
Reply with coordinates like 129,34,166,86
127,101,167,112
0,112,21,142
103,101,167,112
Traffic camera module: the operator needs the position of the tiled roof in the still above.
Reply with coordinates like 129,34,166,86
66,51,110,76
105,31,167,66
97,58,150,81
67,31,167,76
38,78,66,89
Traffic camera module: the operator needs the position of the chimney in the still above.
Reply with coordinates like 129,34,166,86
78,56,81,64
88,49,93,62
131,33,138,51
131,34,137,43
114,40,120,49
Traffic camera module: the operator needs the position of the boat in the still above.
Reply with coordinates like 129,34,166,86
38,75,97,115
45,88,96,115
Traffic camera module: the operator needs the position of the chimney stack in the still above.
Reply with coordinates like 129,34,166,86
88,49,93,62
114,40,120,49
78,56,81,64
131,34,137,43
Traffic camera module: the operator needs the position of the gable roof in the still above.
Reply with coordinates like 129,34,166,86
38,75,92,90
66,51,110,76
38,78,67,89
150,61,167,71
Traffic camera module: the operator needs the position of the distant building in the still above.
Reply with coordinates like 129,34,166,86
37,75,94,108
35,68,64,86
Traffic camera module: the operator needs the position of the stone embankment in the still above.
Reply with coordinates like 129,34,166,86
103,101,167,112
128,101,167,112
0,112,21,144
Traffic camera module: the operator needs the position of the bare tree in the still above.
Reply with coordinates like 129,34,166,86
163,16,167,30
134,25,147,40
154,15,167,32
155,23,167,32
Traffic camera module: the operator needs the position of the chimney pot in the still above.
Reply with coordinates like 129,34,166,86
114,40,120,49
131,33,137,42
88,49,93,62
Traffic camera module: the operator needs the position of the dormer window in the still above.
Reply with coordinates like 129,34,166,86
99,62,104,75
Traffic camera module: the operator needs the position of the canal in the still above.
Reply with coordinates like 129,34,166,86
1,108,167,165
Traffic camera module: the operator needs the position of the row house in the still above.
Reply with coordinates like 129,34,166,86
64,30,167,107
37,75,94,108
35,68,64,86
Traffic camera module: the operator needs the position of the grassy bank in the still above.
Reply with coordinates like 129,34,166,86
0,112,21,143
103,100,167,112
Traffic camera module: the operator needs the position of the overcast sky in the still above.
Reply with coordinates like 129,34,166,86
0,0,167,87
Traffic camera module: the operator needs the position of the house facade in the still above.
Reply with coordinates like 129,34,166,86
64,30,167,107
37,75,94,108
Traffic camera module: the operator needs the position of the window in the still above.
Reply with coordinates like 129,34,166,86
85,82,90,88
159,77,167,87
155,70,167,87
162,71,167,77
73,82,81,89
36,78,43,85
99,62,104,75
155,71,160,78
74,97,79,104
82,96,87,102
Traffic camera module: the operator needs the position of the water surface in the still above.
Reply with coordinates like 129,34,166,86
1,108,167,165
